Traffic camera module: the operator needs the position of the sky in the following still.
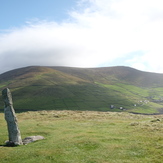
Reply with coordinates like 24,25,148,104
0,0,163,74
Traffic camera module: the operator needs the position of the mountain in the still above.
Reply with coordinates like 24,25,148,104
1,66,163,114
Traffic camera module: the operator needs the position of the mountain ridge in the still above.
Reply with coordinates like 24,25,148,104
50,66,163,87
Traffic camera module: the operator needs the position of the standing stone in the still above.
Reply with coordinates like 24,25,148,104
2,88,23,146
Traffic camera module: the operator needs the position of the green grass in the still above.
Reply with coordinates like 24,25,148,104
0,110,163,163
95,83,163,113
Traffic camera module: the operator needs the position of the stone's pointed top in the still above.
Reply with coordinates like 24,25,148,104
2,88,13,107
2,87,9,94
2,87,9,91
2,88,11,98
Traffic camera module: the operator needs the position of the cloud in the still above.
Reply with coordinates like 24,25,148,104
0,0,163,73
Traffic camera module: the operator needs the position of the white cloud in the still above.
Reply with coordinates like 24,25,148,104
0,0,163,73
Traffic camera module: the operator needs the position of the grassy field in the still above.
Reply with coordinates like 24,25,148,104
0,110,163,163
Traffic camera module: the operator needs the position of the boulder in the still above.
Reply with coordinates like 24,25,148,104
22,135,45,145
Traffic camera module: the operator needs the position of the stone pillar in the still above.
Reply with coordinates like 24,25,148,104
2,88,23,146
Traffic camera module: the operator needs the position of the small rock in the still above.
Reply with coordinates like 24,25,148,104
22,135,45,145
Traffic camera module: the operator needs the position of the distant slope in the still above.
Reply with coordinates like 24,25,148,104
52,66,163,87
0,66,89,86
1,66,163,114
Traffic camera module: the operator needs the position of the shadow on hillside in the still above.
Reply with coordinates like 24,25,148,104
0,109,38,113
1,109,163,115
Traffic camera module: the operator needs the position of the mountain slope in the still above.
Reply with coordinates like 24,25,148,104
0,66,163,114
52,66,163,87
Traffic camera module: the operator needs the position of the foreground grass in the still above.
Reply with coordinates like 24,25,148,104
0,110,163,163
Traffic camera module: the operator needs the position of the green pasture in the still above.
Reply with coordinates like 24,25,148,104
0,111,163,163
1,82,163,114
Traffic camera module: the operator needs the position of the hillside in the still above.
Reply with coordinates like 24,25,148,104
52,66,163,87
1,66,163,114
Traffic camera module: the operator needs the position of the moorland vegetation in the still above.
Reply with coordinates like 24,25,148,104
1,66,163,114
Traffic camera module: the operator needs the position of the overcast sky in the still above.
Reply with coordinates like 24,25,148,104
0,0,163,74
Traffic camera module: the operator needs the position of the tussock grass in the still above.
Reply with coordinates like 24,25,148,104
0,110,163,163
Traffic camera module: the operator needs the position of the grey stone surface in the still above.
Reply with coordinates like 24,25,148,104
2,88,23,146
22,135,45,145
